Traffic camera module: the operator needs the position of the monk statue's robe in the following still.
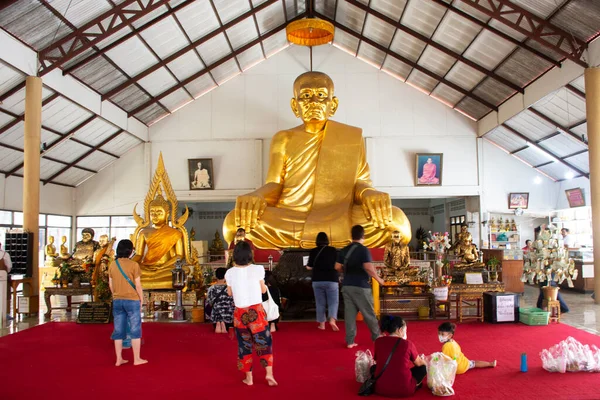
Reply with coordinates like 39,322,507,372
139,225,183,286
224,120,411,249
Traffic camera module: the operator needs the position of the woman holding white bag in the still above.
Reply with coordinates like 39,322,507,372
225,241,278,387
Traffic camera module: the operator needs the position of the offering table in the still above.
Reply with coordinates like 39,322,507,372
44,285,93,317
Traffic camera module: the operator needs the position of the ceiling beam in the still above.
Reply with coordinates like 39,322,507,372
534,161,554,168
561,149,588,159
502,123,589,178
4,115,97,178
510,145,529,154
0,93,60,135
568,119,586,130
566,84,586,99
317,12,498,111
44,130,123,185
458,0,587,68
346,0,523,93
128,11,306,117
62,0,196,75
38,0,172,75
101,0,282,101
429,0,560,67
528,107,587,144
0,81,26,103
536,131,561,143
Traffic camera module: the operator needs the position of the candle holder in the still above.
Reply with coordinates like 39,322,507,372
171,259,187,321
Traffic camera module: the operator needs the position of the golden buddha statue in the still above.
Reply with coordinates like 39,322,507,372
45,235,58,267
454,228,485,270
132,153,197,289
383,230,411,282
69,228,100,267
222,71,411,249
59,236,70,259
209,230,224,253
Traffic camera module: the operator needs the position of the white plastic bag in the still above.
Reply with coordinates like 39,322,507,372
425,352,457,397
540,336,600,373
355,350,374,383
262,289,280,321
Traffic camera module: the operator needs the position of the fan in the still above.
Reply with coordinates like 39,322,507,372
514,208,524,216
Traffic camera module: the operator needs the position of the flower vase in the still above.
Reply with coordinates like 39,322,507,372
435,252,444,280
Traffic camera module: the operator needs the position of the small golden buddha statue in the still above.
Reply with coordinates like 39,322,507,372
383,230,410,282
59,236,70,259
45,235,58,267
132,153,197,289
222,71,411,249
454,227,485,270
209,230,224,253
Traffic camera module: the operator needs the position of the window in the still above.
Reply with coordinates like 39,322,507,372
450,215,466,243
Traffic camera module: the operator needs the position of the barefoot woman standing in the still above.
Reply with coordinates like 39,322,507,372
225,241,277,387
108,239,147,366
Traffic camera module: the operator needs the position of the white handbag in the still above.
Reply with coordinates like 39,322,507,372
262,289,280,321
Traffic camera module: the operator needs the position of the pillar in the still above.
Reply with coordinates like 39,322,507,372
23,76,42,313
584,68,600,305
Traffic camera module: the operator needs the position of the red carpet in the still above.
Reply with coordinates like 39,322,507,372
2,321,600,399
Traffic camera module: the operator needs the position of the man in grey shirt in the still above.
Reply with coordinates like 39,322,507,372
335,225,384,348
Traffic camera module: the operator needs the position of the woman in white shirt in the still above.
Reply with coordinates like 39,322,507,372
225,241,277,387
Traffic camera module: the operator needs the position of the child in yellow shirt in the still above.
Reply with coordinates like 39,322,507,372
438,322,496,374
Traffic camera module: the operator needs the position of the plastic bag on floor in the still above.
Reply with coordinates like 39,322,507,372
540,336,600,373
425,352,457,396
355,350,374,383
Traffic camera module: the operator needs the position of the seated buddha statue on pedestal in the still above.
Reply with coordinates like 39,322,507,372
132,153,198,289
68,228,100,268
45,235,59,267
453,225,485,270
222,71,411,249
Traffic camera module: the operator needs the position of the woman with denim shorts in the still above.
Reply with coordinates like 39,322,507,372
108,239,147,366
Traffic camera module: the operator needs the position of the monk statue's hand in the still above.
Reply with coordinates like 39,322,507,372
361,190,392,229
235,194,267,230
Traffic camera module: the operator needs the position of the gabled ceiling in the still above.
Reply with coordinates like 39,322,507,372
0,0,599,185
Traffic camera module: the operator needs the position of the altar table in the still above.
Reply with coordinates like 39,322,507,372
44,285,93,317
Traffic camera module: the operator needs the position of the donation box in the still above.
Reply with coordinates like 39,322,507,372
484,292,520,323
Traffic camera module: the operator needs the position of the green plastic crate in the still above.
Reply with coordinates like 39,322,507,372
519,308,550,326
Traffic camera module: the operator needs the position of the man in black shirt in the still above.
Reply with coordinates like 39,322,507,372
335,225,384,348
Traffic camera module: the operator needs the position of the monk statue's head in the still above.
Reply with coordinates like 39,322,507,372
61,236,67,244
99,234,109,247
82,228,95,242
149,194,170,227
48,235,55,244
391,230,402,244
291,71,339,125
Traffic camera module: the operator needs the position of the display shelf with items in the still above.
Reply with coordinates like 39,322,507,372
486,215,520,249
4,231,33,277
482,249,524,294
548,206,592,248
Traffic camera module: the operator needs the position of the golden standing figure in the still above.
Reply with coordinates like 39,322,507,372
45,235,58,267
131,153,198,289
222,71,411,249
383,230,411,282
92,235,116,302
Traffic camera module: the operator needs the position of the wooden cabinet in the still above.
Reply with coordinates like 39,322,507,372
559,260,594,293
482,249,524,294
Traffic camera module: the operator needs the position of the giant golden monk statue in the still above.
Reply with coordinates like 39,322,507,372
223,71,411,249
132,153,197,289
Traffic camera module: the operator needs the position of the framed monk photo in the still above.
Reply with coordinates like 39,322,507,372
565,188,585,208
415,153,443,186
508,192,529,209
188,158,214,190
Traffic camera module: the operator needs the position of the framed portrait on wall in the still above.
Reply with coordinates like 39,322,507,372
565,188,585,208
508,192,529,209
415,153,443,186
188,159,214,190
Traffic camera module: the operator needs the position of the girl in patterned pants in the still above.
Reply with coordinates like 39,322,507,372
234,305,274,375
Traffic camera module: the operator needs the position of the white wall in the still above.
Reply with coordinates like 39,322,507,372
480,140,558,214
75,143,150,215
0,175,73,215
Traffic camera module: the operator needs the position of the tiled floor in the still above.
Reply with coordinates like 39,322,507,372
2,285,599,337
